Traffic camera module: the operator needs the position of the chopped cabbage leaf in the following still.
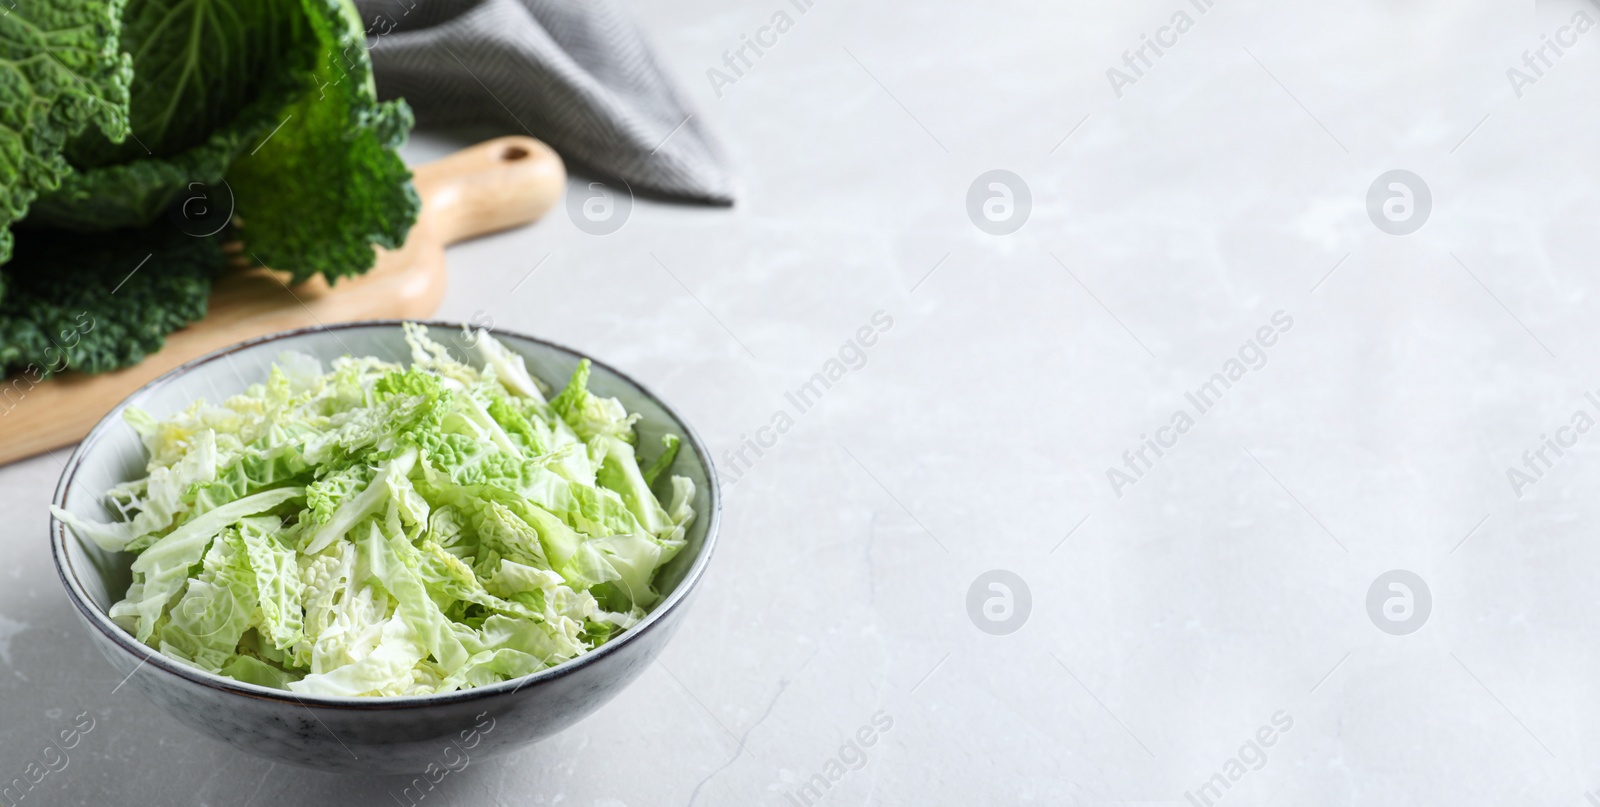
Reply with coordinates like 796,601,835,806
52,324,694,696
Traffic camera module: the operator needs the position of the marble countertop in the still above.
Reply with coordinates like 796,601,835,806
4,0,1599,804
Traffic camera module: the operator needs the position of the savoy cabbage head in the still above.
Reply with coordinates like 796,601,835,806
0,0,418,378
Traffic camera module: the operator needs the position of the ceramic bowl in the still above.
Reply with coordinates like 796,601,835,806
50,321,720,773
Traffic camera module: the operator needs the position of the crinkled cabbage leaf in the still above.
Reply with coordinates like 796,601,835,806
54,325,695,697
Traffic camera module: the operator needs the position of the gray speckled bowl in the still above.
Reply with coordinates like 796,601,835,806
50,321,720,774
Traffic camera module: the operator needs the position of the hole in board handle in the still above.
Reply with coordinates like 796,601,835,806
501,145,530,161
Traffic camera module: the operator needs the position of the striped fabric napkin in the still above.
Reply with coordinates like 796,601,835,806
353,0,734,205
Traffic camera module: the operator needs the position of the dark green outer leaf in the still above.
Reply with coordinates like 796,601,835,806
225,0,419,283
0,224,219,379
0,0,134,267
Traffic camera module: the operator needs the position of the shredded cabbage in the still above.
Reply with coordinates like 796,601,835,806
54,324,694,697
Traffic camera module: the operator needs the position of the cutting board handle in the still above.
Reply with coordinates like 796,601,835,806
413,135,566,243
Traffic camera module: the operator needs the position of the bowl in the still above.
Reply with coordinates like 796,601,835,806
49,320,720,773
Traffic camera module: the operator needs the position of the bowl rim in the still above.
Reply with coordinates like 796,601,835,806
50,319,721,710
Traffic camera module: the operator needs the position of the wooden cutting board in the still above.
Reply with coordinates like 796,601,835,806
0,135,565,466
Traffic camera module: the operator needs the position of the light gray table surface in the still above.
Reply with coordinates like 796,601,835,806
5,0,1600,804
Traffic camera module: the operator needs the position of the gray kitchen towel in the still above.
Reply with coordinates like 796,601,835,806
354,0,734,205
